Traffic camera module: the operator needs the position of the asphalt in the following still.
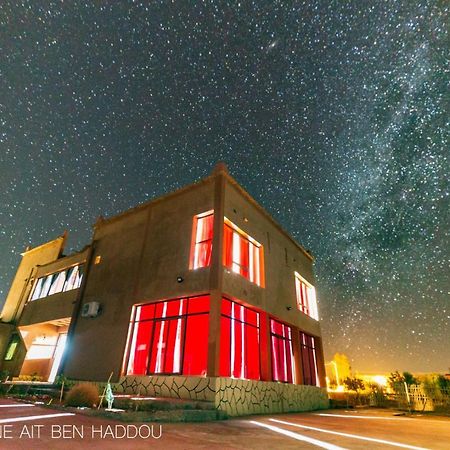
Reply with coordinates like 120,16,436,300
0,398,448,449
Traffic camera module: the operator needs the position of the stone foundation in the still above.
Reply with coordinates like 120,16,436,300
117,375,329,416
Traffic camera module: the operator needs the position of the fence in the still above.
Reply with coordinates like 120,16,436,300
392,383,450,412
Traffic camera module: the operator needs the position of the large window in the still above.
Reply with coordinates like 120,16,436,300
295,272,319,320
25,335,58,360
300,332,320,386
270,319,295,383
30,265,84,301
220,299,260,380
223,219,264,286
190,211,214,269
126,295,209,376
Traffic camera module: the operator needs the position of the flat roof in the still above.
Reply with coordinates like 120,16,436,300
95,164,314,261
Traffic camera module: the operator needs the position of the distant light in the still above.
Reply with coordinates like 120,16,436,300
372,375,388,387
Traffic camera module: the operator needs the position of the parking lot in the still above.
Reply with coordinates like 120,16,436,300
0,398,448,449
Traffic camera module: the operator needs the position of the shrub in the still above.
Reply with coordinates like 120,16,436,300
65,383,99,408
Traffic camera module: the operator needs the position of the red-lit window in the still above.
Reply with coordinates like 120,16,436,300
219,299,260,380
190,211,214,269
300,332,319,386
223,219,264,286
270,319,295,383
125,295,209,376
295,273,319,320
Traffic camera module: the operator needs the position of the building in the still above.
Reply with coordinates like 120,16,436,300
0,164,328,415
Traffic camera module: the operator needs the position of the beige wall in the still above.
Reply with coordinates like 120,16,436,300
19,291,77,327
222,179,321,338
0,236,66,323
64,179,215,382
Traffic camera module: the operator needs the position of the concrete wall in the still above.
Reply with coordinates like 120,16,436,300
64,178,215,382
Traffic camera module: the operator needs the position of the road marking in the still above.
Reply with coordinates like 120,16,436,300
317,413,413,420
269,418,429,450
0,404,35,408
250,420,347,450
0,413,75,424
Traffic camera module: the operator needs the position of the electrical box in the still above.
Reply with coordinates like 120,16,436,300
81,301,101,318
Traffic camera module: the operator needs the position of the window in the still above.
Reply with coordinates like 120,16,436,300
300,332,320,386
190,211,214,269
223,219,264,286
25,335,58,360
270,319,295,383
4,335,20,361
295,272,319,320
219,299,260,380
30,265,84,301
126,295,209,376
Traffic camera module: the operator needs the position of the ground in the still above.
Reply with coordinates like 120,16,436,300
0,398,448,449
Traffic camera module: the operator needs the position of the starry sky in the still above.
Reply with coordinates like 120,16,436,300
0,1,448,373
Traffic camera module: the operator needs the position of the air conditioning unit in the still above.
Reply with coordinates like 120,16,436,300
81,301,101,318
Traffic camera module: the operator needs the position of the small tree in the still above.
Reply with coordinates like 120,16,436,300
344,377,365,393
388,371,405,395
403,372,417,386
343,377,365,406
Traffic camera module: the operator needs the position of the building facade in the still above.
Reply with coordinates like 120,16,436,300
0,164,328,415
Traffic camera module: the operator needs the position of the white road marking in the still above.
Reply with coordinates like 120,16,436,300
250,420,348,450
0,413,75,424
317,413,413,420
269,418,429,450
0,404,35,408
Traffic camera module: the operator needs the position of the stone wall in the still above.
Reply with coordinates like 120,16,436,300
117,375,329,416
215,377,329,416
118,375,216,402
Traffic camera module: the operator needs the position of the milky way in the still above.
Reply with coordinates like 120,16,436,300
0,1,448,372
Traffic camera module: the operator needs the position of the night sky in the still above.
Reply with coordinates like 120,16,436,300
1,2,448,373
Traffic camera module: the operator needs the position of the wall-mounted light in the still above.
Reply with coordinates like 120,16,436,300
177,276,184,283
286,306,292,311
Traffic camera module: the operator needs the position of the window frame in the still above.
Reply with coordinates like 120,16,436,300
124,295,210,377
270,318,296,384
219,298,261,380
294,272,319,320
223,218,265,287
299,332,320,387
189,210,214,270
29,264,84,302
4,334,20,361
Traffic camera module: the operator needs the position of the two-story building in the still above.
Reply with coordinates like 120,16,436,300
0,164,328,415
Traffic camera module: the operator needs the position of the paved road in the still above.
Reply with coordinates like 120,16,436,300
0,398,448,449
